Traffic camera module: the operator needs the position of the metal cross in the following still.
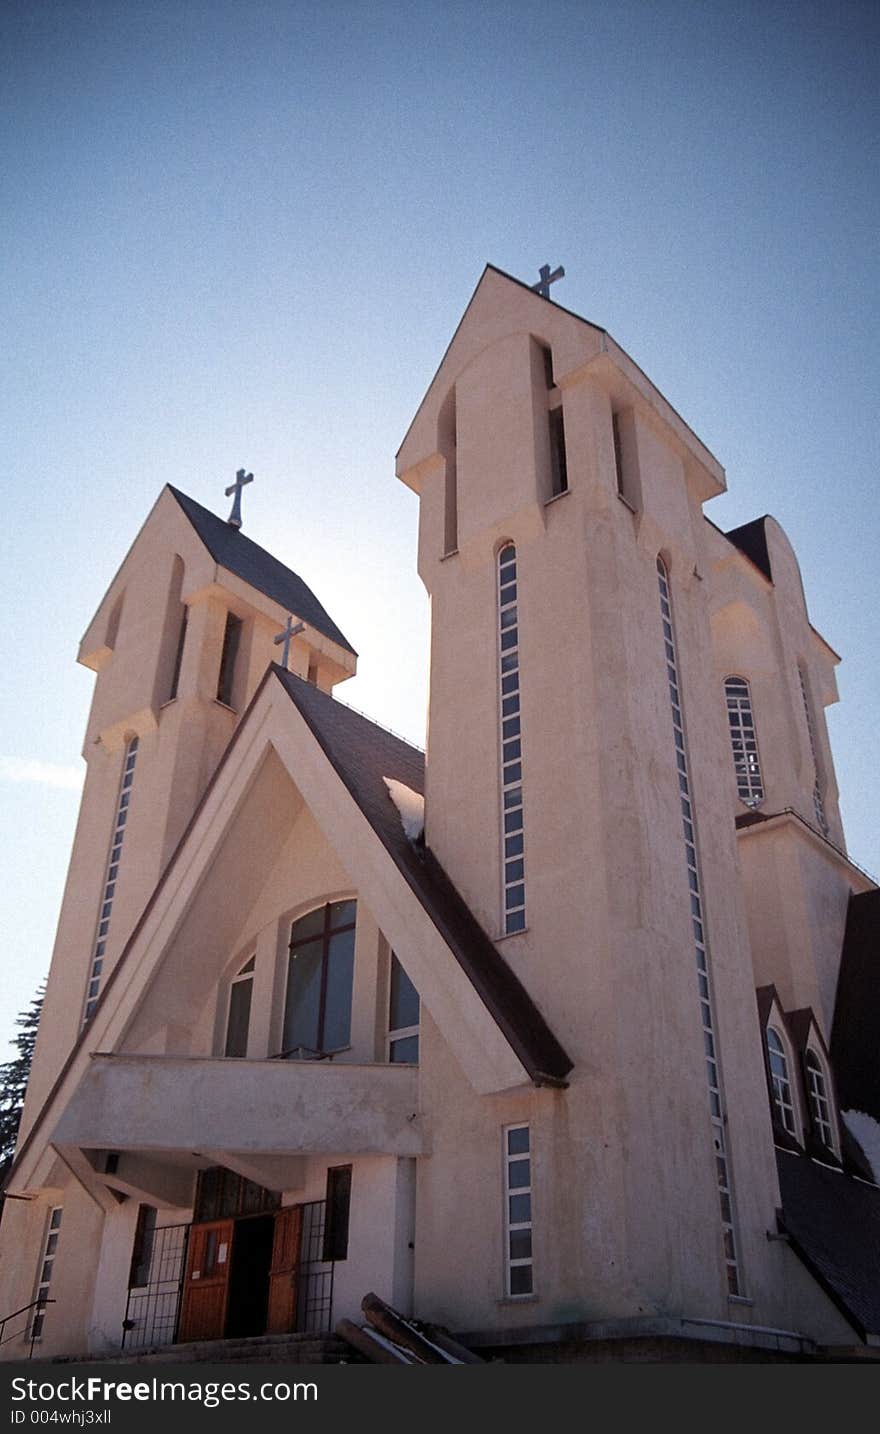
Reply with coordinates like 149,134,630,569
531,263,565,300
225,468,254,529
274,615,305,669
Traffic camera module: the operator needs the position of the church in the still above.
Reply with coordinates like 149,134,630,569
2,265,878,1363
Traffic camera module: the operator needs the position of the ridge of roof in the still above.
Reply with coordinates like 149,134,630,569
167,486,356,656
274,667,573,1086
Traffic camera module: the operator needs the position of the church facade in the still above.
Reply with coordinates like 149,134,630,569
2,266,878,1362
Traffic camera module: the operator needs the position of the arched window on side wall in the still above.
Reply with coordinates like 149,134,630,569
724,676,764,807
804,1049,835,1151
767,1028,798,1137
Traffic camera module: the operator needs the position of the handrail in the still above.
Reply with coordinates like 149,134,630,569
0,1297,56,1358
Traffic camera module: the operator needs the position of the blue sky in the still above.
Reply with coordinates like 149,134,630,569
1,0,877,1057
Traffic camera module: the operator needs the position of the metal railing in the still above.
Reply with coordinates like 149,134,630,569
0,1298,56,1359
122,1222,189,1351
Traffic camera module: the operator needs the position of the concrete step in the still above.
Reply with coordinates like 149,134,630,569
49,1332,361,1365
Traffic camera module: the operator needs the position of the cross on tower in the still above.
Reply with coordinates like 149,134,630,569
531,263,565,300
225,468,254,529
274,615,305,669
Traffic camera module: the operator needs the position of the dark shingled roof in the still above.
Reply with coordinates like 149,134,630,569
725,516,773,583
831,889,880,1121
274,667,573,1087
168,486,356,656
777,1150,880,1340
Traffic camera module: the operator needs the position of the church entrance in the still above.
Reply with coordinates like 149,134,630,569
178,1167,292,1345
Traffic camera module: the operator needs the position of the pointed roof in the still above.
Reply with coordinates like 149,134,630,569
274,670,572,1087
396,263,725,498
168,486,356,656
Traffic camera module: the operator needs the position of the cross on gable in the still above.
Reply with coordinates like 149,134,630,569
274,615,305,669
531,263,565,300
225,468,254,529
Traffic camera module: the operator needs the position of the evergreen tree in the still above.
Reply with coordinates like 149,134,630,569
0,983,44,1181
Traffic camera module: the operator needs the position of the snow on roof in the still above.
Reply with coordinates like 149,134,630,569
384,777,425,843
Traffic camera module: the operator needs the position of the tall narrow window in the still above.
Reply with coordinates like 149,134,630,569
504,1125,533,1296
657,558,741,1295
498,545,526,934
31,1208,62,1339
438,387,458,556
548,405,568,496
612,412,625,496
281,901,356,1058
217,613,242,707
798,664,828,835
128,1205,157,1288
767,1028,798,1137
168,608,188,701
83,736,138,1025
224,955,255,1058
388,953,419,1062
724,676,764,806
323,1165,352,1262
804,1050,834,1150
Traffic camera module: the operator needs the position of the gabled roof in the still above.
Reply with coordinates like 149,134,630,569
275,669,572,1086
777,1149,880,1341
832,889,880,1120
168,486,356,655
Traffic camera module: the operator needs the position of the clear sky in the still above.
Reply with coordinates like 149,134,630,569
1,0,877,1059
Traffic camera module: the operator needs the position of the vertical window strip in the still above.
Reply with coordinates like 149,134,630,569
798,665,828,835
656,559,741,1295
83,737,139,1025
724,677,764,806
805,1051,834,1150
767,1029,798,1136
31,1207,62,1339
498,546,525,933
504,1125,533,1296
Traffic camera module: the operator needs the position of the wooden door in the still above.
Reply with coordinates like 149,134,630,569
177,1219,234,1343
266,1205,303,1334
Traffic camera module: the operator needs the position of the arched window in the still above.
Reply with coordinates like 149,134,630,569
724,676,764,806
805,1049,835,1150
767,1028,798,1136
83,735,139,1025
498,545,525,934
281,901,356,1059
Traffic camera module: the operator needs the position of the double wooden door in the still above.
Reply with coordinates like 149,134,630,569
178,1205,303,1344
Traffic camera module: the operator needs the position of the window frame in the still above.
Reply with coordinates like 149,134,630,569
224,955,255,1058
31,1207,62,1340
386,952,419,1064
83,735,139,1025
280,900,357,1059
766,1026,800,1140
503,1123,534,1298
804,1047,836,1153
723,675,765,807
498,544,526,935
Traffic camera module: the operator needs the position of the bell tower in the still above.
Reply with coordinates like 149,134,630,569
20,481,356,1133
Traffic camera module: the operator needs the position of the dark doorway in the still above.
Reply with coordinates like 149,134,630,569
224,1215,274,1339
